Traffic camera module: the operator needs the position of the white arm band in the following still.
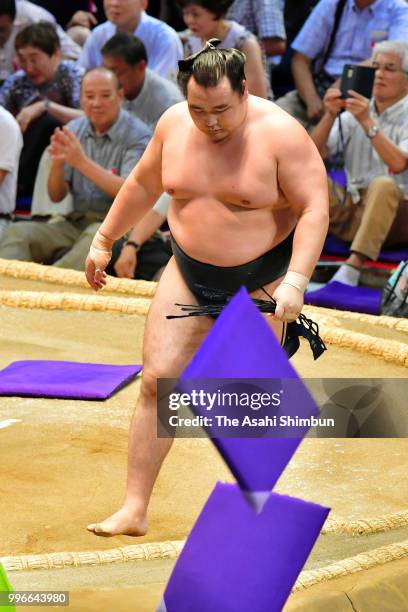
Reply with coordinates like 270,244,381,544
281,270,309,293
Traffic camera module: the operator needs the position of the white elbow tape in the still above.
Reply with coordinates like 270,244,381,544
281,270,309,293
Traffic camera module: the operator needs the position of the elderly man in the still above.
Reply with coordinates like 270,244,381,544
79,0,183,80
0,0,80,82
84,43,329,537
101,32,184,130
0,67,151,268
311,40,408,286
277,0,408,130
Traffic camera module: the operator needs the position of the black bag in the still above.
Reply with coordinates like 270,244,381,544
313,70,336,99
312,0,347,96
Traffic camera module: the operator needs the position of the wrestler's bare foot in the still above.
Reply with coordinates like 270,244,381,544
87,506,148,537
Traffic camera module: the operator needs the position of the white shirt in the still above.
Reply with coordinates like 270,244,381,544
0,106,23,214
0,1,81,82
327,95,408,199
79,11,183,80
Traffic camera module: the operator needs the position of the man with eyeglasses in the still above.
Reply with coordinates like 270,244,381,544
276,0,408,131
311,40,408,286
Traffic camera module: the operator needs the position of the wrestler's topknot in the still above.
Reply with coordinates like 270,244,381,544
177,40,247,97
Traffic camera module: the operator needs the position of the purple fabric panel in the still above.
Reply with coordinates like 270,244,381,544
305,281,382,315
181,287,295,379
0,361,142,400
163,482,330,612
323,234,408,263
178,288,318,492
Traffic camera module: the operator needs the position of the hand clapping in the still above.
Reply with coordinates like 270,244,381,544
49,126,86,168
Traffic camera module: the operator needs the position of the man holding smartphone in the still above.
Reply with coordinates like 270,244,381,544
311,40,408,286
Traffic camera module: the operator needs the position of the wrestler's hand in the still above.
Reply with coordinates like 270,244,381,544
85,255,107,291
272,282,304,322
85,230,114,291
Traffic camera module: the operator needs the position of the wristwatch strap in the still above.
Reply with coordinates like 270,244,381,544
367,124,379,139
124,239,141,252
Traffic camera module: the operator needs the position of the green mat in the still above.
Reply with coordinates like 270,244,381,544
0,564,15,612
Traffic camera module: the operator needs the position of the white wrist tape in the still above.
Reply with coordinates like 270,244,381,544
281,270,309,293
89,230,114,269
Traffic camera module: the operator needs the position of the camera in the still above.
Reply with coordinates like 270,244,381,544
340,64,376,99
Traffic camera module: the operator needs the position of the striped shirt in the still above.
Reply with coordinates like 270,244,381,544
227,0,286,40
327,95,408,198
292,0,408,78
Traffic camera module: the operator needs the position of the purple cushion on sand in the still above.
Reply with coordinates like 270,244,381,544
0,360,142,400
178,288,319,501
305,281,382,315
160,482,330,612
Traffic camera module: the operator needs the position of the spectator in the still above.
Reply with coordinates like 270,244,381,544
310,40,408,286
32,1,106,45
271,0,319,98
227,0,286,60
277,0,408,130
0,22,84,197
0,106,23,240
0,0,81,83
31,2,100,28
0,67,151,269
109,193,172,280
101,32,184,129
178,0,269,98
79,0,183,80
283,0,319,46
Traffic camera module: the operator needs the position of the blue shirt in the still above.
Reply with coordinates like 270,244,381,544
292,0,408,77
227,0,286,40
78,11,183,80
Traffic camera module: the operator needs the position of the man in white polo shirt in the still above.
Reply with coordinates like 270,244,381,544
79,0,183,80
0,106,23,241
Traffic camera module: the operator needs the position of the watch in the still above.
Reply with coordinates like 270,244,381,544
124,239,141,252
366,124,379,139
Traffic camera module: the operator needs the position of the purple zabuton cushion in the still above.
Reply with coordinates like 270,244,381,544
178,288,319,500
305,281,382,315
159,482,330,612
324,234,408,263
0,360,142,400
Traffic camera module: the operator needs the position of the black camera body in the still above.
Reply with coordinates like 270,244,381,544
340,64,376,99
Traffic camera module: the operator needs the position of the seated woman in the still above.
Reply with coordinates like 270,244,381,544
0,22,83,199
177,0,269,99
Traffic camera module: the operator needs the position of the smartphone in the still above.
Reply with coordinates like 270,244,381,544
340,64,376,99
